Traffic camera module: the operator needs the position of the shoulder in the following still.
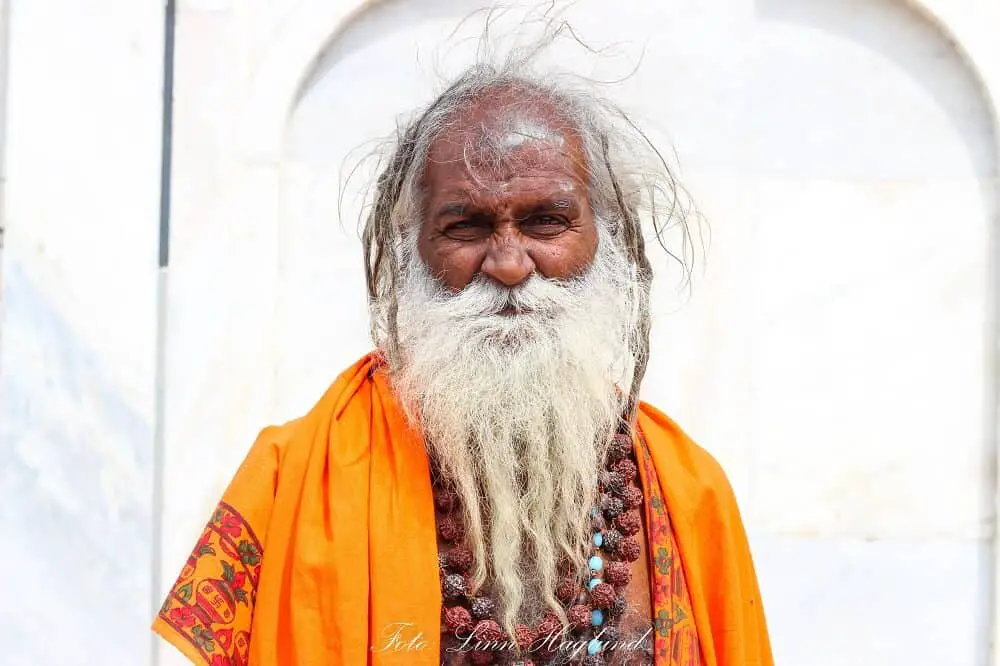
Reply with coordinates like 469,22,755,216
638,402,773,663
250,418,305,463
247,352,386,466
637,401,741,516
638,402,729,483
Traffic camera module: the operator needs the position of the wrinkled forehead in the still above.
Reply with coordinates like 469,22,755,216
422,88,589,184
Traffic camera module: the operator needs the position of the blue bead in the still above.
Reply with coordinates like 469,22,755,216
591,609,604,626
588,578,601,591
588,555,604,572
593,532,604,548
590,507,599,518
587,638,603,655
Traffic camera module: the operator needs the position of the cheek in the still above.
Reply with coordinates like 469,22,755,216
417,237,483,290
533,225,599,279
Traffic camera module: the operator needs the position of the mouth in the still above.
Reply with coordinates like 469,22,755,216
498,305,534,316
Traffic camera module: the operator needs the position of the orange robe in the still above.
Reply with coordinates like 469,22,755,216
153,353,772,665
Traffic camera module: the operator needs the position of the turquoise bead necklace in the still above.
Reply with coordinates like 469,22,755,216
434,430,645,666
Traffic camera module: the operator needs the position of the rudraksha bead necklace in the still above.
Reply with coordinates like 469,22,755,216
435,432,644,666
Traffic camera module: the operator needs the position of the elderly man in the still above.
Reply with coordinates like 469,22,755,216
153,61,773,666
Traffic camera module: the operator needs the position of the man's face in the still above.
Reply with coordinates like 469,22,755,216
416,104,599,292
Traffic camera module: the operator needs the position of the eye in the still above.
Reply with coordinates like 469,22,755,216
522,215,569,238
442,218,491,241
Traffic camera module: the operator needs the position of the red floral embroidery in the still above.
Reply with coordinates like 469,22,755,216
219,514,243,538
637,436,703,666
168,606,197,628
194,531,215,557
231,570,247,589
214,627,233,650
158,501,261,664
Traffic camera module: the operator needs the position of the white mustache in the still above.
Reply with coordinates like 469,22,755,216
431,273,584,319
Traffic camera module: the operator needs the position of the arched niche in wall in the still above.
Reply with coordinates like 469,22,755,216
266,0,997,663
739,2,997,664
745,0,996,540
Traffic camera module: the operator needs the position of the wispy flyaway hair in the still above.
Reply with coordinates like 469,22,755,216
355,2,701,424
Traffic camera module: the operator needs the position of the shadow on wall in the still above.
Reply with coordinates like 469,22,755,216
0,258,152,664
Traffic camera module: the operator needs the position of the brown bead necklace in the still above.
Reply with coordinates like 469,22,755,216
434,432,644,666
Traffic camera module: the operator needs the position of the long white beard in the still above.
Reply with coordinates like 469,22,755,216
386,225,640,633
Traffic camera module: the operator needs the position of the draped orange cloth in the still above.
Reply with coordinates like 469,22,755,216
153,353,772,665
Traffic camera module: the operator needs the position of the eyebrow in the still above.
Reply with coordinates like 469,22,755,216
437,202,468,217
435,197,578,219
515,198,578,219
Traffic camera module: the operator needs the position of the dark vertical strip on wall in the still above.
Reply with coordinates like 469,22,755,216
0,0,10,253
158,0,176,269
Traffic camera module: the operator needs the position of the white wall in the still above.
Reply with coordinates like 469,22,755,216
1,1,998,665
0,1,163,665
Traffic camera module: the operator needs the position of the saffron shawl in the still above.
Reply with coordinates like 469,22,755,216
153,354,772,665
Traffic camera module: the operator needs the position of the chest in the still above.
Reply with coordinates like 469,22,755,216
433,503,655,665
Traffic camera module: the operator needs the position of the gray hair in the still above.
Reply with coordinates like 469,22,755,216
358,24,698,420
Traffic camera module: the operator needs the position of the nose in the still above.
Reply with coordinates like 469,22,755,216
480,237,535,287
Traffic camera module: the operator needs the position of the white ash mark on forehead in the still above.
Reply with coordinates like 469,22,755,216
500,118,566,151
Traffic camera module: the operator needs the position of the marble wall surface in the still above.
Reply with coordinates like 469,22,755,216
0,1,162,664
1,1,999,665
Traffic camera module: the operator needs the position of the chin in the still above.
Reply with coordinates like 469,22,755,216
474,316,545,345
